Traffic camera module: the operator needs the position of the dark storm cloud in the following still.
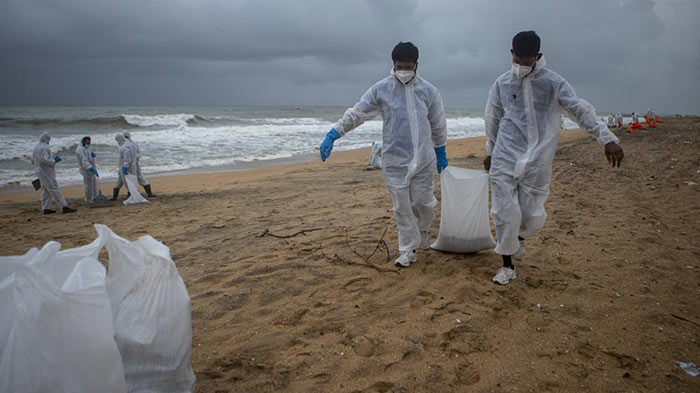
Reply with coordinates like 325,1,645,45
1,0,698,113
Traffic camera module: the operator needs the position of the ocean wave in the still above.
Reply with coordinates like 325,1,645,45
0,116,135,128
120,113,199,128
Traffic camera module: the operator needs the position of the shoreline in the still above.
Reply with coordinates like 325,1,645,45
0,130,591,203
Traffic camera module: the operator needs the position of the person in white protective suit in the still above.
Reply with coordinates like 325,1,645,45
318,42,449,267
31,132,76,214
123,131,155,197
111,133,131,200
484,31,624,285
76,136,99,203
615,112,624,128
368,141,383,169
607,114,616,128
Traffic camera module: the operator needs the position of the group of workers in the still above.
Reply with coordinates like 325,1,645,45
31,131,155,214
32,30,630,286
319,31,625,285
605,108,663,133
627,109,663,132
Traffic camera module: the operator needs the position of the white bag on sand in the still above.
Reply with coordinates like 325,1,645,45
0,242,128,393
100,225,196,393
431,166,496,253
123,174,148,205
0,225,195,393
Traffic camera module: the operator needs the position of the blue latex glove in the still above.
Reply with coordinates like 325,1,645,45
122,166,128,175
434,145,448,173
54,156,62,163
89,167,99,177
91,152,96,158
319,128,341,162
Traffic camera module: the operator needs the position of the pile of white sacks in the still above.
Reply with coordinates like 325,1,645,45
0,225,195,393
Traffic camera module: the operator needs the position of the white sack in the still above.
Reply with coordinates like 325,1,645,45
0,242,128,393
431,166,496,253
123,174,148,205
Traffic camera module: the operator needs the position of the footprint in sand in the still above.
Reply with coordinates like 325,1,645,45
352,336,377,357
455,362,481,385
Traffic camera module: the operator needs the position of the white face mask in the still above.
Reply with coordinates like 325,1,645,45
512,63,533,80
394,70,415,84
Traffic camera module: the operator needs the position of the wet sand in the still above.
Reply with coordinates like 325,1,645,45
1,119,699,392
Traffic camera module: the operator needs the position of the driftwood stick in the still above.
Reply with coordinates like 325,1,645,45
365,226,388,261
260,228,323,239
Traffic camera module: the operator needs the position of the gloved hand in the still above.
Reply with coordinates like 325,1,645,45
319,128,341,162
89,167,99,177
122,166,128,175
54,156,62,163
91,152,96,158
434,145,448,173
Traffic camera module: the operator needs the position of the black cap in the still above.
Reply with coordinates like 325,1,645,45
512,31,540,58
391,42,419,62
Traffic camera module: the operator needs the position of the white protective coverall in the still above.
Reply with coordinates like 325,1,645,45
31,132,68,210
333,71,447,252
123,132,149,186
484,58,619,255
114,134,132,190
368,141,383,169
76,144,98,202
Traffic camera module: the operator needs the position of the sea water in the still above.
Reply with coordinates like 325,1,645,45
0,106,582,187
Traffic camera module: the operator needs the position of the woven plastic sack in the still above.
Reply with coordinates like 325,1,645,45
123,174,148,205
0,240,128,393
0,225,195,393
431,166,496,253
99,225,196,393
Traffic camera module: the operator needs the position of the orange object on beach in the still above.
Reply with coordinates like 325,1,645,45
655,115,663,123
628,121,645,132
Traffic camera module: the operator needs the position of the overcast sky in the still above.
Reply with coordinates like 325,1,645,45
1,0,699,114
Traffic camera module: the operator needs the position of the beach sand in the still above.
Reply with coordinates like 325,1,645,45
1,118,699,392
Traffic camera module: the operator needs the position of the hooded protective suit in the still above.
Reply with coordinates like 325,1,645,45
114,133,132,190
333,71,447,251
123,132,149,186
485,58,619,255
31,132,68,210
76,143,98,202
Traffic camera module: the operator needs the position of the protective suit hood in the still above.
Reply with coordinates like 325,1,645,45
39,132,51,143
115,134,126,146
123,131,131,139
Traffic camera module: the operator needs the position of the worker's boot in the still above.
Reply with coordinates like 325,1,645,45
110,188,119,201
62,206,76,213
144,184,156,198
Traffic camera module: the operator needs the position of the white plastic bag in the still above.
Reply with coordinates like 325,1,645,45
99,225,196,393
367,141,382,169
0,225,195,393
431,166,496,253
0,242,128,393
123,174,148,205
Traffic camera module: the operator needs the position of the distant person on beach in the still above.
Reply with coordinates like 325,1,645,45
483,31,624,285
76,136,99,203
31,132,76,214
615,112,624,128
318,41,448,268
123,132,155,197
111,133,130,200
607,114,616,128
